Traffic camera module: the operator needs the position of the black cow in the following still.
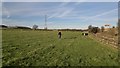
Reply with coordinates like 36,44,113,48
82,33,88,36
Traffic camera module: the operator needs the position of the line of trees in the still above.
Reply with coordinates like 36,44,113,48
0,25,31,29
88,25,117,36
88,25,100,34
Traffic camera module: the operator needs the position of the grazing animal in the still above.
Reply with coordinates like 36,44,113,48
85,33,88,36
82,33,84,35
82,32,88,36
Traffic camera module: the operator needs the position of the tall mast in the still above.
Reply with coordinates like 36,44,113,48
45,15,47,29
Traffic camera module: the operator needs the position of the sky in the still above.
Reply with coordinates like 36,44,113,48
1,0,120,2
2,2,118,29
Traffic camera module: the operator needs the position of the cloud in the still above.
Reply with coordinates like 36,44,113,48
2,2,118,29
2,18,18,26
47,22,54,24
2,0,120,2
47,2,70,19
48,2,84,19
3,2,80,19
89,8,117,18
0,2,2,25
2,7,10,18
48,12,59,19
47,7,71,19
81,8,118,22
57,9,74,17
2,3,57,18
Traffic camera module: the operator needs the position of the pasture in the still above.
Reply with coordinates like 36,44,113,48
2,29,118,66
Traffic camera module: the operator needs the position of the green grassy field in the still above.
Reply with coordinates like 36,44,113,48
2,29,118,66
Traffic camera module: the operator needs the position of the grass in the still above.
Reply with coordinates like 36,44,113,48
2,29,118,66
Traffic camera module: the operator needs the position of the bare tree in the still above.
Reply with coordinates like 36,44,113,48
33,25,38,30
101,26,105,32
88,25,92,32
91,27,100,34
112,26,115,28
